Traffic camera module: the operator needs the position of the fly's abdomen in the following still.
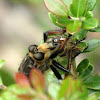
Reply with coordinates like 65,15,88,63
18,54,37,77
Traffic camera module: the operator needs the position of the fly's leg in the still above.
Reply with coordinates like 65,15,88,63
50,65,62,81
59,37,68,52
59,34,72,53
52,60,69,73
43,29,66,42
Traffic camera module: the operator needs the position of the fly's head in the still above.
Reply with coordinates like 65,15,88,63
28,45,45,61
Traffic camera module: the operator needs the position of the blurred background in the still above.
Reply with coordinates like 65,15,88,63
0,0,100,85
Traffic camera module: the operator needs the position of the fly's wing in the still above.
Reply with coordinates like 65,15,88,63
18,54,37,77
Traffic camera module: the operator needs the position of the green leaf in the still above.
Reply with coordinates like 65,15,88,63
66,21,82,35
83,18,99,29
86,0,97,11
71,80,88,100
0,60,5,69
0,69,15,86
48,12,65,28
57,16,72,26
57,77,71,100
70,0,87,17
89,22,100,32
87,94,97,100
88,89,100,94
88,89,100,100
57,77,88,100
79,64,94,79
15,73,30,88
86,11,93,18
45,71,59,84
83,75,100,90
44,0,68,17
62,0,72,10
76,59,89,72
55,56,68,68
83,39,100,53
94,92,100,100
75,42,87,52
1,84,31,100
30,68,45,91
72,29,88,41
48,83,59,100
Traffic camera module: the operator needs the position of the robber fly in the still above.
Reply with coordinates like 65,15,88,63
18,29,86,80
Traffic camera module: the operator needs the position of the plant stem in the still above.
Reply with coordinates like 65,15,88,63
70,16,85,21
72,59,77,78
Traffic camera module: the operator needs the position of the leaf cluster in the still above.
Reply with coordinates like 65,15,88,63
44,0,100,34
0,67,97,100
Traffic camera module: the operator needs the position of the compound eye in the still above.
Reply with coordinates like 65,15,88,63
34,52,44,61
28,45,38,53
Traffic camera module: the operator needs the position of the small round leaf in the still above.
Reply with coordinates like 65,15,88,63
89,22,100,32
48,12,66,28
72,29,88,41
66,21,82,35
84,39,100,53
44,0,68,17
83,18,99,29
86,0,97,11
29,68,45,91
83,75,100,90
79,64,94,79
70,0,87,17
76,59,89,72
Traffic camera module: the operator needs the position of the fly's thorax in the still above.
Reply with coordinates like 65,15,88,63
38,43,52,60
38,43,50,52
